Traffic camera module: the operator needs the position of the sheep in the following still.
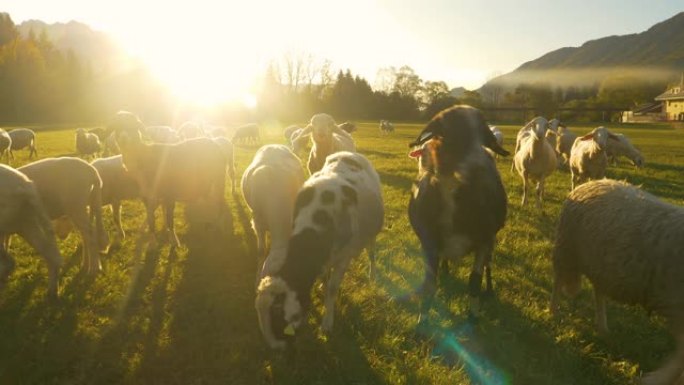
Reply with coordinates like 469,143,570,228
8,128,37,159
606,132,644,168
90,155,140,244
108,111,227,247
102,132,121,156
255,151,383,349
0,164,62,299
87,127,108,141
232,123,260,144
555,125,577,167
513,116,557,209
17,157,108,274
297,113,356,174
407,105,509,323
569,126,619,190
242,145,306,287
547,118,562,149
0,129,11,163
289,127,309,155
143,125,181,143
177,121,206,140
379,120,394,134
338,122,357,134
510,116,549,172
212,136,237,194
550,179,684,385
75,128,102,158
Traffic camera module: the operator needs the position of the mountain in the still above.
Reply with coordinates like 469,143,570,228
449,87,467,98
482,12,684,91
17,19,129,73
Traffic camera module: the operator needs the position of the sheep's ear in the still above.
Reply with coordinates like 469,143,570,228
579,133,595,141
409,120,441,147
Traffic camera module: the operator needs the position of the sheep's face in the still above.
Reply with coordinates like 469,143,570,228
409,105,509,169
309,114,337,143
579,127,617,150
632,155,645,168
255,277,302,349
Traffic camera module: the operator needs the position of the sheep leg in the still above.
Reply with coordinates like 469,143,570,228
366,239,377,280
321,251,354,334
72,209,101,274
549,276,563,318
418,248,439,325
535,179,543,210
144,200,159,244
252,218,266,288
484,262,493,295
521,173,529,206
0,242,15,287
112,201,125,242
593,289,609,334
469,244,492,320
163,201,180,248
641,331,684,385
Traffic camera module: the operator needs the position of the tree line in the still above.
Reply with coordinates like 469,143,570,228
0,12,676,126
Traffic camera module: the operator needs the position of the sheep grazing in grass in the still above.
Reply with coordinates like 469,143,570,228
232,123,260,144
0,164,62,299
177,121,206,140
407,105,509,323
379,120,394,134
569,126,619,190
143,125,181,144
606,132,644,168
108,111,227,247
555,125,577,167
212,136,237,194
76,128,102,158
18,157,107,274
90,155,140,245
256,151,383,349
242,145,306,287
551,179,684,385
297,113,356,174
8,128,37,159
338,122,357,134
513,116,557,209
0,129,11,163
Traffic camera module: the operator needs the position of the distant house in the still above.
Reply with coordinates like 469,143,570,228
655,75,684,121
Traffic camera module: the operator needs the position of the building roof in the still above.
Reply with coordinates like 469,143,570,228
655,89,684,101
632,102,662,114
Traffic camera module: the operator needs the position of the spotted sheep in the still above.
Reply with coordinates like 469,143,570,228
255,151,383,349
408,105,508,323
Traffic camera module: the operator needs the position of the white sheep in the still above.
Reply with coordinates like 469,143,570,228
18,157,108,274
555,125,577,167
513,116,557,209
297,113,356,174
8,128,37,159
109,111,227,247
569,126,618,190
0,129,11,163
76,128,102,158
551,179,684,385
289,127,309,155
605,132,644,168
242,145,306,287
0,164,62,299
212,136,237,194
379,120,394,134
90,155,140,245
255,151,383,349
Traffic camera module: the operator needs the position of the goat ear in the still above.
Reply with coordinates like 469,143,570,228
481,122,510,156
409,120,441,148
579,133,595,141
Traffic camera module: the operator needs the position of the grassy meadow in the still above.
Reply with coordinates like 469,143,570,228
1,121,684,385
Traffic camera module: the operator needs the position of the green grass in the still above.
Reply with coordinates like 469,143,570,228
1,122,683,385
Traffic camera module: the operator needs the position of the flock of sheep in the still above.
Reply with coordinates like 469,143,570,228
0,106,681,385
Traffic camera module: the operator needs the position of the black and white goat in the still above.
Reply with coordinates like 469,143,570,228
255,151,384,349
407,105,509,323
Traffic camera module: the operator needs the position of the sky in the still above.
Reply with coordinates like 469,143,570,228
4,0,683,104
